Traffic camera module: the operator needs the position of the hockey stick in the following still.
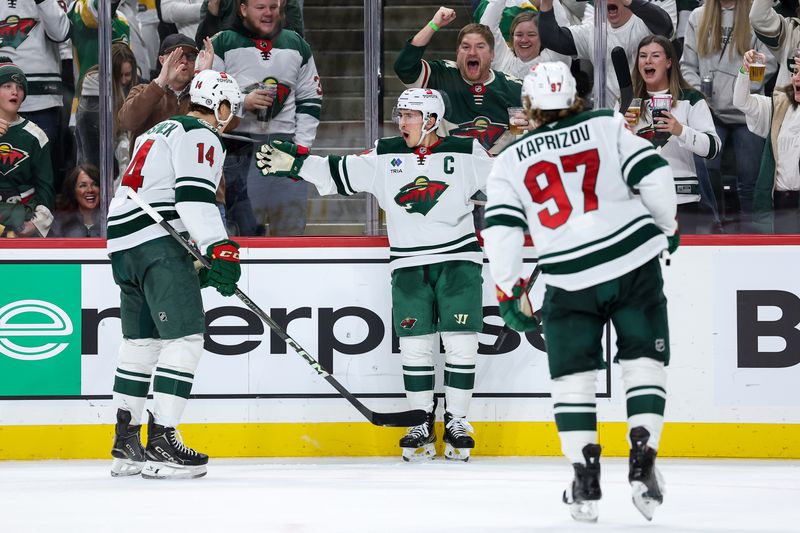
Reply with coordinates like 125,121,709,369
612,46,634,114
492,264,542,352
125,188,427,428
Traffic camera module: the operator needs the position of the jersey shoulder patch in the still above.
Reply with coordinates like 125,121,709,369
168,115,222,142
678,87,706,106
436,136,475,155
376,136,414,155
21,120,49,149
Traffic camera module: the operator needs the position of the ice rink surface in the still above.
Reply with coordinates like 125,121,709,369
2,457,798,532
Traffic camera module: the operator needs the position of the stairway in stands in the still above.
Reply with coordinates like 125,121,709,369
301,0,463,235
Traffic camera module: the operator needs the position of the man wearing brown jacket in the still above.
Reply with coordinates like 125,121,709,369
118,33,228,214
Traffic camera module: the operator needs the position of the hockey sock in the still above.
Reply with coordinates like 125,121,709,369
551,370,598,464
620,357,667,450
400,334,437,413
442,332,477,418
113,337,162,425
153,334,204,428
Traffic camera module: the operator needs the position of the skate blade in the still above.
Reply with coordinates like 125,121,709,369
444,443,471,462
110,458,144,477
567,500,598,523
401,443,436,462
141,461,207,479
631,481,661,521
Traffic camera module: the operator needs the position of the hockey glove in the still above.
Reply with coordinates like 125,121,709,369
255,140,309,180
198,239,241,297
666,230,680,255
496,278,540,332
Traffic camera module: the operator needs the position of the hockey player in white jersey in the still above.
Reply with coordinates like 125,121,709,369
255,88,493,461
106,70,242,479
482,62,679,521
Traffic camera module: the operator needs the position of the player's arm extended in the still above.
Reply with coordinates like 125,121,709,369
256,140,379,198
173,130,229,254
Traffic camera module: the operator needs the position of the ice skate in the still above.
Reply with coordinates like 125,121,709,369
443,412,475,461
628,426,664,521
400,411,436,462
141,411,208,479
563,443,602,522
110,408,145,477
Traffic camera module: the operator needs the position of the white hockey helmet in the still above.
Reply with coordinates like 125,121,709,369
522,61,577,111
393,88,446,144
190,69,242,128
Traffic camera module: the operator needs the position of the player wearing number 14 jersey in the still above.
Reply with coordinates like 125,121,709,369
106,70,242,480
482,63,679,522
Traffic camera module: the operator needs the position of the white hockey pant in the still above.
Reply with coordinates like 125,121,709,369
400,332,477,417
113,334,204,428
551,370,598,465
113,337,162,425
442,331,477,418
400,334,436,414
619,357,667,450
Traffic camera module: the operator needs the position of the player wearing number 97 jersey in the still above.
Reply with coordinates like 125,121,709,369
106,70,242,480
482,63,678,522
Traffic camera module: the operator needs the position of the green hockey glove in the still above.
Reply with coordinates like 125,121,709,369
496,278,540,332
666,230,680,255
255,140,309,180
198,239,241,297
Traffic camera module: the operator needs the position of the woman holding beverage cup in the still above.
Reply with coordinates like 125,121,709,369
625,35,721,234
732,51,800,233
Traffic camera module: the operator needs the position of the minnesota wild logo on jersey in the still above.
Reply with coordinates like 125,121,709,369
635,126,670,149
449,116,507,150
0,16,37,49
394,176,448,215
262,77,290,118
0,143,29,175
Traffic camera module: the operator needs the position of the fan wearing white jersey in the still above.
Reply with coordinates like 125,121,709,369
255,88,493,462
482,63,678,522
106,70,242,480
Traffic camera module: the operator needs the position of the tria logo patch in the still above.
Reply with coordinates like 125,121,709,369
0,16,37,49
394,176,448,215
400,317,417,329
0,143,28,176
450,116,506,150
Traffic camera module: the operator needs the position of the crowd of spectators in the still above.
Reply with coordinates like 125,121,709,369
2,0,800,238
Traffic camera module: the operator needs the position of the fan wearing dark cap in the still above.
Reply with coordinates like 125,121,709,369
118,33,229,218
0,59,55,238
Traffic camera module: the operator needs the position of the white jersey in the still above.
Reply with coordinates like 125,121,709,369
107,115,228,256
483,109,678,292
300,136,493,270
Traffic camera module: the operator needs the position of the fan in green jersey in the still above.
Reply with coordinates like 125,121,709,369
0,59,54,238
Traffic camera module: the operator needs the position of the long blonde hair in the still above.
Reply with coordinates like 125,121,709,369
696,0,753,58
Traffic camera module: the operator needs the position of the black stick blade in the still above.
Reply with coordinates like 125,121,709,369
371,408,428,427
612,46,634,112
